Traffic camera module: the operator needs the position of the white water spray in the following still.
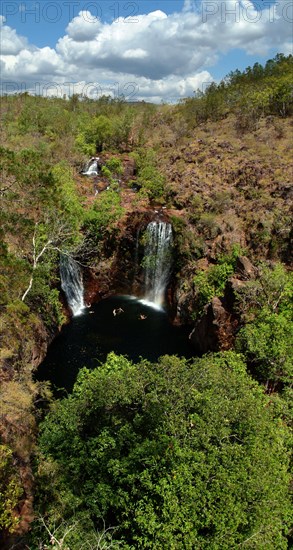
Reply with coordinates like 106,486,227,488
82,157,99,176
143,221,173,307
60,255,85,316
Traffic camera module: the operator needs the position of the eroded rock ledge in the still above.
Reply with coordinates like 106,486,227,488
189,256,256,354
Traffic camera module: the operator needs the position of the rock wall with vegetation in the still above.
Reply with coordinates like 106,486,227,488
0,54,292,548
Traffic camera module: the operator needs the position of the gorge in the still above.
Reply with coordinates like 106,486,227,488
38,219,194,392
0,54,292,549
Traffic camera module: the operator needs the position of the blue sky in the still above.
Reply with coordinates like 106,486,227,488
0,0,292,102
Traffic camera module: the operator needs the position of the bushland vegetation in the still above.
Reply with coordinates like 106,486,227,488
31,352,291,549
0,54,292,547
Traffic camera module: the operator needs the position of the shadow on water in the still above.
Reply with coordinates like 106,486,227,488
37,295,195,393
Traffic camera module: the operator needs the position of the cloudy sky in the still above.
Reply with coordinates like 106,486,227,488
0,0,292,102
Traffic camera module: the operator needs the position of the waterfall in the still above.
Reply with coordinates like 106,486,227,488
60,255,85,316
82,157,99,176
143,221,173,307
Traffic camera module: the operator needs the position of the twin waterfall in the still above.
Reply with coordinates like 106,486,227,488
143,221,173,307
60,255,85,316
60,221,173,316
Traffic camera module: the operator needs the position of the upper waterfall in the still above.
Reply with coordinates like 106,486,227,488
81,157,99,176
60,255,85,316
143,221,173,307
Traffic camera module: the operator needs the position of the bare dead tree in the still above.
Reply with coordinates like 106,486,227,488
21,220,78,302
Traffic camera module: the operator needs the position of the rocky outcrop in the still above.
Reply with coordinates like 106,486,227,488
235,255,256,280
83,266,110,305
122,156,136,180
189,297,236,354
188,256,256,354
30,320,51,369
224,256,256,310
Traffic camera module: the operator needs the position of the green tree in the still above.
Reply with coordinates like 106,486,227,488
20,161,83,304
131,148,166,202
179,54,293,124
76,115,113,154
33,352,291,549
237,310,293,390
82,190,124,257
111,109,135,149
235,263,293,390
192,246,243,317
105,157,123,177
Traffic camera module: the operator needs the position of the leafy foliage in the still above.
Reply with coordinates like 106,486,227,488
179,54,293,127
236,263,293,389
105,157,123,177
33,352,291,549
76,115,113,154
83,190,124,241
193,245,243,317
131,148,166,201
0,445,23,533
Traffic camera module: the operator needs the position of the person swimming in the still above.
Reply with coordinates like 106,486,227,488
113,307,124,316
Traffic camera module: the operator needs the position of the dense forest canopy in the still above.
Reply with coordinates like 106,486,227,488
0,54,292,548
34,352,291,549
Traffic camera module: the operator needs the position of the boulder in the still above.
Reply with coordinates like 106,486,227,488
123,157,136,180
235,256,256,280
189,296,236,354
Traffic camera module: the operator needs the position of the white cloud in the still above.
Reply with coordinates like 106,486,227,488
66,10,102,41
0,16,29,55
23,70,212,104
123,49,149,59
1,47,68,79
0,1,291,102
55,9,216,80
134,72,213,103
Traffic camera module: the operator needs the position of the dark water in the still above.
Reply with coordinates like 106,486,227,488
37,295,195,393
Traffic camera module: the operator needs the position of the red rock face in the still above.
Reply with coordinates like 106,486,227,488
235,256,256,280
121,156,136,180
83,269,108,305
189,296,237,354
80,209,178,309
188,256,256,354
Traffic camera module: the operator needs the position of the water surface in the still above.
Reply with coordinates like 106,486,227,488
37,295,194,393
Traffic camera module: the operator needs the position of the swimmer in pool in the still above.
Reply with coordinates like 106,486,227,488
113,307,124,316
